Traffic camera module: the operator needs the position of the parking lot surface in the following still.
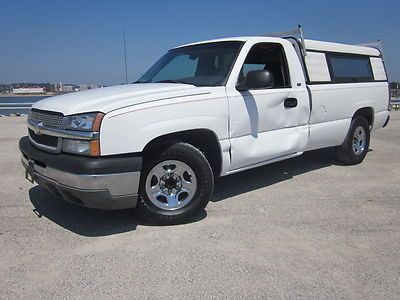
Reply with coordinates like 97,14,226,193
1,113,399,299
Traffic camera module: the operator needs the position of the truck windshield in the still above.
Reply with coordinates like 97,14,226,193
137,41,243,87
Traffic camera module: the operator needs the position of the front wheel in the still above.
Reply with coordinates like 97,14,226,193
336,116,370,165
138,142,214,224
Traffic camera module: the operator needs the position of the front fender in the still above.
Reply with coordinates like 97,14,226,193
100,95,228,155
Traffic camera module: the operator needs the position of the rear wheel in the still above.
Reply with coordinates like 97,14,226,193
336,116,370,165
138,142,214,224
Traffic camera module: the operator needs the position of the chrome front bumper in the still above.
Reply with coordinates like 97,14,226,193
19,136,142,210
21,155,140,210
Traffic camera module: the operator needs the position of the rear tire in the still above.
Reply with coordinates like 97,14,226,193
138,142,214,224
336,116,370,165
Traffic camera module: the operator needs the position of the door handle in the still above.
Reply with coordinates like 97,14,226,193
284,98,297,108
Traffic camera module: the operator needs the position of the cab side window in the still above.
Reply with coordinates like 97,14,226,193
238,43,290,88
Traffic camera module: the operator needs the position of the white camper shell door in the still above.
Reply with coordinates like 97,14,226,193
226,40,309,171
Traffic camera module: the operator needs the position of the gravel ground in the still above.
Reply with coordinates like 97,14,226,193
0,113,399,299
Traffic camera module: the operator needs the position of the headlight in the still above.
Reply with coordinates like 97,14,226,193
64,112,104,131
62,139,90,155
62,139,100,156
62,112,103,156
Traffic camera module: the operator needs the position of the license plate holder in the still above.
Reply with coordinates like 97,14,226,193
25,160,35,183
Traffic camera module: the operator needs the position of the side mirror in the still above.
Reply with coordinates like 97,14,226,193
237,70,274,91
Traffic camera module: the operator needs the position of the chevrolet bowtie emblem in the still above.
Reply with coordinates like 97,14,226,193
34,122,43,135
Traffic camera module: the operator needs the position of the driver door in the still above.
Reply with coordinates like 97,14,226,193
226,42,309,171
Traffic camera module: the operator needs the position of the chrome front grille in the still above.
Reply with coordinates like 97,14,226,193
30,109,64,128
28,109,63,153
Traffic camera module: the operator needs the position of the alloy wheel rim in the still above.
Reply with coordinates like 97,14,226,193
352,126,366,155
145,160,197,211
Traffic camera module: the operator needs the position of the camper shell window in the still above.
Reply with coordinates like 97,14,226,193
326,53,374,83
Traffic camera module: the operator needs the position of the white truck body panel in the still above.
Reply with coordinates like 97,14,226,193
305,82,389,151
32,83,201,115
101,86,229,155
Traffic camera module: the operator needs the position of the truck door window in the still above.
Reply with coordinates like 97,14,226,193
239,43,290,88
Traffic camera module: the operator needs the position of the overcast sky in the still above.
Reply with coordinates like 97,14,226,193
1,0,399,85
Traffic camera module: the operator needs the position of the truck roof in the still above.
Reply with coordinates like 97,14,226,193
176,36,381,57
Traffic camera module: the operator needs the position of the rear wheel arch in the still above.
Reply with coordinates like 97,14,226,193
142,129,223,177
353,107,374,128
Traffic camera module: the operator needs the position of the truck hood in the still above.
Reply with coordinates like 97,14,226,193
32,83,210,116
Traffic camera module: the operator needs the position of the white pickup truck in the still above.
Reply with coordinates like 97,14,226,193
20,34,390,223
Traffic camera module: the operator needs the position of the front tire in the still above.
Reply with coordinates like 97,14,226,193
336,116,370,165
138,142,214,224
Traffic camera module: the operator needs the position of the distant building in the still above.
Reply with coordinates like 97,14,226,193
79,84,99,91
79,84,89,91
54,82,99,93
13,87,44,94
61,85,74,92
56,82,75,93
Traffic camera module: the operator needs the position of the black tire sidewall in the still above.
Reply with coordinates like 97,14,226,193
138,143,213,221
343,116,370,164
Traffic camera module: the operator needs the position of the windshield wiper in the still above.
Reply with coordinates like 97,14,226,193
133,80,149,84
155,79,193,85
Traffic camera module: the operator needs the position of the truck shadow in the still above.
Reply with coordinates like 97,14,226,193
29,187,140,236
29,187,207,237
213,147,339,202
29,147,339,236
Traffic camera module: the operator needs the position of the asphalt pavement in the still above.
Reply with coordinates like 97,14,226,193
1,113,399,299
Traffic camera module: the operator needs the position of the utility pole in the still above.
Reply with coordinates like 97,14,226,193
123,27,128,84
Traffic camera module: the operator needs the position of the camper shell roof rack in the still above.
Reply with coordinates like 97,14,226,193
357,40,385,59
263,25,307,57
263,25,384,59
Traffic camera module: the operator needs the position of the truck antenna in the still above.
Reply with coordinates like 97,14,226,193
123,27,128,84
